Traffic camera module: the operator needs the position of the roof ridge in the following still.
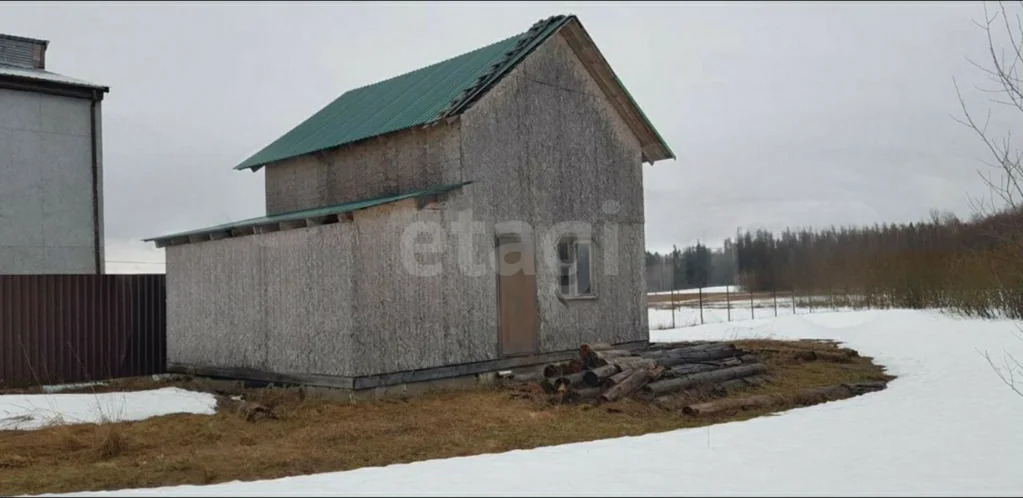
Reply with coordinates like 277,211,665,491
439,15,570,119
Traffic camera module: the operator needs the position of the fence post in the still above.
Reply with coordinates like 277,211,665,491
791,288,796,314
699,286,704,325
830,284,835,311
670,284,676,330
750,287,754,320
726,284,731,322
670,250,677,329
809,287,814,313
773,288,778,317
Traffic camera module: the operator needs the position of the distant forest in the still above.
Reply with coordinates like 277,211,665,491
645,207,1023,318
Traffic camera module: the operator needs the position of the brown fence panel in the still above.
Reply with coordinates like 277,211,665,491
0,274,166,389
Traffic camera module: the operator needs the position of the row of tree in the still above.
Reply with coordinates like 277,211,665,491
644,241,736,292
645,207,1023,318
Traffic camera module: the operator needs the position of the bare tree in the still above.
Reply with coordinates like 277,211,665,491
955,1,1023,396
955,2,1023,212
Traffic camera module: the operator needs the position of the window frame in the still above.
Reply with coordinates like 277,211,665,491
556,236,596,299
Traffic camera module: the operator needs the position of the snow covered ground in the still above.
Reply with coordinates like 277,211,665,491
57,308,1023,496
0,387,217,431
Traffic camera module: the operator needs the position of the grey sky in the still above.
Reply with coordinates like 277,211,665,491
2,1,1009,270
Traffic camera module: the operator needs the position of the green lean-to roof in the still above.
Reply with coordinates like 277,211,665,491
235,16,572,171
145,182,470,246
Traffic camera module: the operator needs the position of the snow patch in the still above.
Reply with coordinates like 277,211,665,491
0,387,217,431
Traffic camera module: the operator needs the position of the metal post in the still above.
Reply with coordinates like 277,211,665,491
773,288,778,317
699,286,704,325
809,287,814,313
791,288,796,315
726,284,731,322
830,284,835,311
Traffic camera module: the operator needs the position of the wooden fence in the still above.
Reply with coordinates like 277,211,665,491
0,274,166,389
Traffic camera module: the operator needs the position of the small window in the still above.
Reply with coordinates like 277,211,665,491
557,236,594,298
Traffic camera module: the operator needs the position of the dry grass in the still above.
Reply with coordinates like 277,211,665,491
0,339,892,496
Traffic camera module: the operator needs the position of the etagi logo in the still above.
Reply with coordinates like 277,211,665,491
399,200,624,279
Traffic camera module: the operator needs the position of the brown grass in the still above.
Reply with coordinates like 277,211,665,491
0,339,892,496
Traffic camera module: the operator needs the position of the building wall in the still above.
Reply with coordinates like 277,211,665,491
264,124,462,215
0,88,100,274
166,191,500,378
459,31,649,352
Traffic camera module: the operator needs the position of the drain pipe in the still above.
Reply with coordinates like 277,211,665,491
89,90,101,274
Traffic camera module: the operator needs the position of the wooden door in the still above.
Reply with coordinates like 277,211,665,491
497,234,538,356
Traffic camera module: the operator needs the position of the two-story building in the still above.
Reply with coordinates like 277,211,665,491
0,34,109,274
147,15,674,392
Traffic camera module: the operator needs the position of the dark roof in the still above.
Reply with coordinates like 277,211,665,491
235,14,674,171
145,181,470,247
0,33,48,46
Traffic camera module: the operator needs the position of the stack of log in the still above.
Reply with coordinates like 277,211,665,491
540,341,767,405
536,341,889,416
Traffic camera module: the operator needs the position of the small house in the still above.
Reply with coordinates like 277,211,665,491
146,15,674,392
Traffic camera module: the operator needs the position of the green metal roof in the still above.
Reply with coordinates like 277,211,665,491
145,182,470,246
235,16,572,171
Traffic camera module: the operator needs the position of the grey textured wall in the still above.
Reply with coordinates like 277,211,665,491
264,124,462,215
167,192,500,378
459,31,649,352
0,88,100,274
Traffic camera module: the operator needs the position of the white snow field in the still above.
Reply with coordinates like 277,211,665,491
0,387,217,431
54,308,1023,497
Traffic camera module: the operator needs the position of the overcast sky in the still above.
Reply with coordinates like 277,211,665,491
2,1,1014,271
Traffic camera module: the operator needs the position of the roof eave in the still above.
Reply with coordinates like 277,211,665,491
558,18,675,166
0,73,109,100
145,181,472,247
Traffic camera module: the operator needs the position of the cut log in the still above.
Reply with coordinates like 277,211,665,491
582,364,620,387
543,363,565,378
715,357,743,367
683,381,885,417
642,363,768,395
645,343,736,359
605,368,634,387
647,340,715,351
595,349,634,360
665,363,720,378
681,393,784,416
554,371,587,390
611,357,658,371
656,347,742,368
600,368,655,402
584,342,614,351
